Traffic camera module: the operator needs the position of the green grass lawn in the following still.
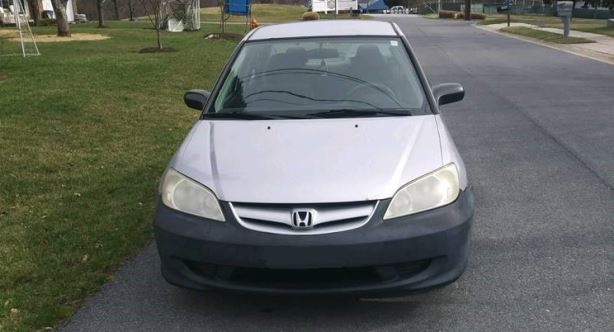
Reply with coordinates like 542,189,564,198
200,4,364,23
0,21,242,331
479,14,614,37
501,26,595,43
201,4,307,22
477,16,522,25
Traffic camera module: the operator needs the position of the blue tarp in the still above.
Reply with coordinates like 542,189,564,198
358,0,388,11
225,0,250,16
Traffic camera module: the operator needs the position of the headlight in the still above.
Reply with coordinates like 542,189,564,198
159,168,225,221
384,163,460,220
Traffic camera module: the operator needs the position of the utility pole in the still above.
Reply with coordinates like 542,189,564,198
464,0,470,20
507,1,511,27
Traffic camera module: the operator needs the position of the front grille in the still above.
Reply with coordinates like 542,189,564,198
231,266,382,289
185,259,432,290
229,201,377,235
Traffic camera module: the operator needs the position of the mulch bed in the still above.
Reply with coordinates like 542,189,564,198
138,47,177,53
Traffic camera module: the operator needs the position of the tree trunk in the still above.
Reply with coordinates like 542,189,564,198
128,0,135,20
156,27,162,49
50,0,71,37
97,0,105,27
219,1,225,33
464,0,471,20
112,0,120,20
28,0,43,26
72,0,78,14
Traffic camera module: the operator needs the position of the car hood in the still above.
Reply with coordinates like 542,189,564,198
171,115,442,203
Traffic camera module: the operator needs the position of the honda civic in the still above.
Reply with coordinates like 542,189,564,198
154,20,474,295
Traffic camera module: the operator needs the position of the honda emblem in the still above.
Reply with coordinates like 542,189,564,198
291,209,317,229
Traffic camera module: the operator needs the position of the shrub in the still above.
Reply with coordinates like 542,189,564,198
451,11,486,20
438,10,455,19
250,18,260,29
302,11,320,21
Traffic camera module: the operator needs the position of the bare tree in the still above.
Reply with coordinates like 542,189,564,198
127,0,136,20
49,0,71,37
112,0,120,20
97,0,107,27
218,0,228,33
139,0,167,50
27,0,43,26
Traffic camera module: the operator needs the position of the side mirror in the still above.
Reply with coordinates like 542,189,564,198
432,83,464,106
184,89,210,111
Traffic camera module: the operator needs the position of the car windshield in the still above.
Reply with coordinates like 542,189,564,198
208,37,429,119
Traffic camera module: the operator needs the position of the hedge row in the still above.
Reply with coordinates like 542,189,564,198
439,10,456,19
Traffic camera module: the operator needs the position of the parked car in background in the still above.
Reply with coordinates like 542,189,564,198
155,20,474,295
390,6,409,14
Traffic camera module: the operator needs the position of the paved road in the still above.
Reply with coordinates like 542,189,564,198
62,17,614,331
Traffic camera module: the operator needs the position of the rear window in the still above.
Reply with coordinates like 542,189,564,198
210,37,429,117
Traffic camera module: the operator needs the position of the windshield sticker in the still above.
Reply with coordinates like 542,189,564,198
390,40,399,46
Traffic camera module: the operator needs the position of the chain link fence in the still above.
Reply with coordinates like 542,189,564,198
420,1,613,18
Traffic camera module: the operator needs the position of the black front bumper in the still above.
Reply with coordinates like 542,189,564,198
154,189,474,295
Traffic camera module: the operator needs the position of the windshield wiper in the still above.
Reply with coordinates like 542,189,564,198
203,112,309,120
306,109,412,118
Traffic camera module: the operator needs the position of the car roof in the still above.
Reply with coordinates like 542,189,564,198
247,20,398,41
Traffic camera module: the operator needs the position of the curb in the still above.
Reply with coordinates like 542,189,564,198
474,24,614,66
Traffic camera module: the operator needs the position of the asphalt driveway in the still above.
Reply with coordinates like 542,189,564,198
62,17,614,331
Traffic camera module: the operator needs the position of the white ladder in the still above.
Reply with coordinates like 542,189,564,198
13,0,40,57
